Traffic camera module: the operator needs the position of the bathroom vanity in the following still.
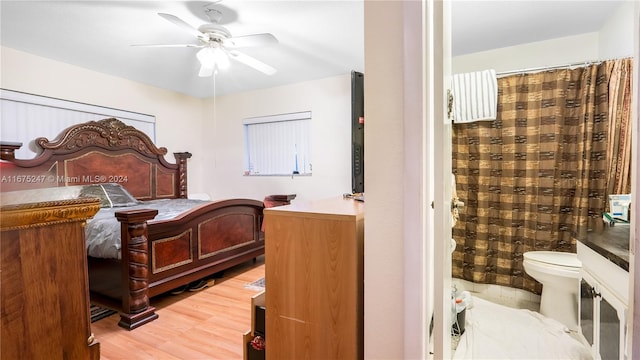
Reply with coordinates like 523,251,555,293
577,225,630,360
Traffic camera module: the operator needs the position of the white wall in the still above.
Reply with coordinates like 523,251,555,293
200,75,352,203
452,32,599,74
1,46,208,193
364,1,407,358
598,0,636,59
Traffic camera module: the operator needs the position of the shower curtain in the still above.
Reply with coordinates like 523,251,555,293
451,58,633,294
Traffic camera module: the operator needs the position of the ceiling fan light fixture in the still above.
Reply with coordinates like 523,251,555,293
198,64,215,77
196,46,230,73
213,48,230,70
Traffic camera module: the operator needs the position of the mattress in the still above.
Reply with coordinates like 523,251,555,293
85,198,208,259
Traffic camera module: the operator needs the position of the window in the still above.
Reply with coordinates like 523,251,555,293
244,111,312,176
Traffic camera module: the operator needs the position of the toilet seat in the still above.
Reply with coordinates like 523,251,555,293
523,251,581,268
523,257,580,278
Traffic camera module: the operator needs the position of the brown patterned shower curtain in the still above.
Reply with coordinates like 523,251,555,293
451,58,633,294
606,59,633,197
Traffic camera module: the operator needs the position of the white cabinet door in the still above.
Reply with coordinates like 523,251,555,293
581,268,627,360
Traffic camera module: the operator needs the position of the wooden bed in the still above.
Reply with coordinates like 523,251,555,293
0,118,280,330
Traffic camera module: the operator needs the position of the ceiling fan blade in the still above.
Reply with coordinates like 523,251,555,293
223,33,278,49
131,43,202,48
228,50,277,75
158,13,204,39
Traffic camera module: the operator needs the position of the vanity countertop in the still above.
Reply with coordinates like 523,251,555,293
578,225,630,271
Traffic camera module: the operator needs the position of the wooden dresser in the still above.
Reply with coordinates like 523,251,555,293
264,197,364,360
1,193,101,360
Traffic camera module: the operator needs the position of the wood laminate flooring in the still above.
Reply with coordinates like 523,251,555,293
91,256,265,360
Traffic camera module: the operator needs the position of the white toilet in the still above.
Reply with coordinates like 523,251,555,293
523,251,582,331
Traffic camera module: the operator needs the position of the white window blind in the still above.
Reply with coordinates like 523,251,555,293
244,111,312,176
0,89,156,159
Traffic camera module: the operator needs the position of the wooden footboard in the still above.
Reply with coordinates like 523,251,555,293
146,198,265,297
88,199,265,330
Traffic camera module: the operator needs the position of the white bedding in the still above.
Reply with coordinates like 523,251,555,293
85,198,208,259
453,295,593,360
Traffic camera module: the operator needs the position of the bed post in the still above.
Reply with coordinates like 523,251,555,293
115,209,159,330
0,142,22,161
174,152,192,199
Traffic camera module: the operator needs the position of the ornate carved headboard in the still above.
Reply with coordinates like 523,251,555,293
0,118,191,200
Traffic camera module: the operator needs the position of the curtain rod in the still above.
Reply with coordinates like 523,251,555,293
496,60,602,77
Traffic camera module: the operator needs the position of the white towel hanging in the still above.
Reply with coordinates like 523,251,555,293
451,69,498,123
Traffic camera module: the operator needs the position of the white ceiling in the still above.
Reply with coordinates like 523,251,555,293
452,0,625,56
0,1,626,99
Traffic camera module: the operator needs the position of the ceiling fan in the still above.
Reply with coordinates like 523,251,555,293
134,4,278,77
